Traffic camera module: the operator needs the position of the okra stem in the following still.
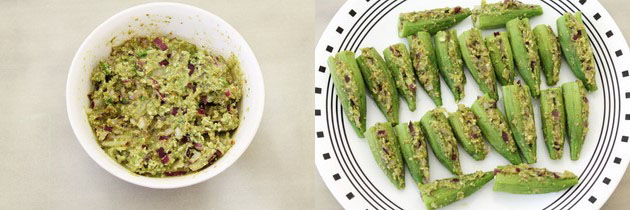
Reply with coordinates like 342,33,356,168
471,94,522,164
485,31,515,86
434,29,466,101
493,164,578,194
533,24,562,86
327,51,367,137
365,122,405,189
398,7,471,37
472,0,543,30
384,43,418,111
448,104,489,160
408,31,443,106
502,82,537,164
562,80,589,160
357,47,400,123
459,28,499,99
420,171,494,210
557,12,597,91
421,108,463,175
395,121,430,185
506,18,542,98
540,87,566,160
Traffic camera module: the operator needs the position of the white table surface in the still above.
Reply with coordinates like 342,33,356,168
315,0,630,209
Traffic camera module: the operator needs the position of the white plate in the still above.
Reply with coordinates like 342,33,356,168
314,0,630,209
67,2,264,189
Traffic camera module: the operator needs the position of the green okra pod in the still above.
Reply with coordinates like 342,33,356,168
472,0,543,30
459,28,499,99
408,31,442,106
398,6,471,37
420,171,494,210
384,43,418,111
493,164,578,194
421,108,462,175
434,29,466,101
562,80,589,160
502,82,537,164
395,121,430,185
471,94,522,164
506,17,542,98
540,87,566,160
328,51,367,137
485,31,516,86
357,47,400,123
534,24,562,86
365,122,405,189
557,12,597,91
448,104,489,160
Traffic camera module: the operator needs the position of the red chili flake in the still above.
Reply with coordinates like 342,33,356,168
552,109,559,119
494,32,501,37
104,126,113,132
553,173,560,178
584,121,588,127
164,171,187,176
344,75,351,83
409,83,416,92
159,59,169,66
197,108,206,115
187,63,195,76
573,30,582,40
408,122,415,136
153,37,168,50
171,107,179,115
90,100,95,109
502,131,510,142
225,90,231,97
454,6,462,14
161,155,170,164
515,168,521,173
451,154,457,161
156,147,166,158
382,147,390,155
452,178,460,183
493,169,500,175
470,132,479,139
227,104,232,112
159,135,169,140
194,143,203,150
377,130,386,136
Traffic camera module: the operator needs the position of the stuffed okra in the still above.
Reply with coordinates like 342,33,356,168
562,81,589,160
357,47,400,123
421,109,463,175
420,171,494,210
448,104,489,160
471,95,522,164
486,32,515,85
459,28,499,99
557,12,597,91
540,87,566,160
493,164,578,194
384,43,418,111
435,30,466,101
365,122,405,189
328,51,367,137
398,6,471,37
507,18,541,98
534,24,562,86
408,32,443,106
502,82,537,164
472,0,543,30
395,121,430,185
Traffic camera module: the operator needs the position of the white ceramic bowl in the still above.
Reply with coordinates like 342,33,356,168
66,2,264,189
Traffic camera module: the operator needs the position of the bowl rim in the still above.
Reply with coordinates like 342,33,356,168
65,2,264,189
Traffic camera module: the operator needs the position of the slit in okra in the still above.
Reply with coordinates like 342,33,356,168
540,87,566,160
398,6,471,37
408,31,443,106
327,51,367,137
434,29,466,101
472,0,543,30
502,81,537,164
448,104,489,160
421,108,462,175
365,122,405,189
471,94,522,164
395,121,430,185
459,28,499,99
357,47,400,123
485,31,515,86
420,171,494,210
384,43,418,111
493,164,578,194
533,24,562,86
562,80,589,160
507,17,542,98
557,12,597,91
